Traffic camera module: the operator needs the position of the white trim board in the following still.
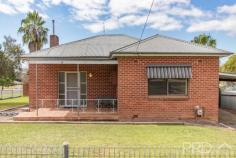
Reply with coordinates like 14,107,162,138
29,60,118,64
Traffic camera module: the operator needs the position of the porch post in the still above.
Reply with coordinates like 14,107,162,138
77,64,80,115
35,64,38,116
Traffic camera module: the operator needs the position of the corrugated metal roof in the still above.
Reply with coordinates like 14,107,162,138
112,34,233,56
147,65,192,79
22,34,233,60
22,34,138,59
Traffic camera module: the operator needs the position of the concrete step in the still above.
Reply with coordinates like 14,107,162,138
78,113,119,121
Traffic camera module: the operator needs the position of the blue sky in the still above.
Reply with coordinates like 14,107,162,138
0,0,236,58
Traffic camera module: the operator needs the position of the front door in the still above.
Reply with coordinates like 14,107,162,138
65,72,80,107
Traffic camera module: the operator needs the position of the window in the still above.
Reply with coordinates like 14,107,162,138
59,72,65,105
148,79,187,96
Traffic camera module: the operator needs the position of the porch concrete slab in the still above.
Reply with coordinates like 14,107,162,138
16,108,69,117
13,108,119,121
13,108,72,121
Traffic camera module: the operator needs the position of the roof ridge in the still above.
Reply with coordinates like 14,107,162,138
29,34,137,54
112,34,231,54
111,34,158,53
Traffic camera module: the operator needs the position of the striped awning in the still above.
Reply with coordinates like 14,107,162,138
147,65,192,79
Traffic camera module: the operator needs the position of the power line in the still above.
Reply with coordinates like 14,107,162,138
136,0,155,52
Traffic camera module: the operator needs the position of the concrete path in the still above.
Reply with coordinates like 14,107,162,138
219,109,236,129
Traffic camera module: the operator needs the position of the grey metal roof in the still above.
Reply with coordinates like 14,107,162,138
22,34,137,59
147,64,192,79
22,34,233,60
112,34,233,56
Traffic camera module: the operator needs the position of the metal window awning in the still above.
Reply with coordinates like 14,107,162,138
147,65,192,79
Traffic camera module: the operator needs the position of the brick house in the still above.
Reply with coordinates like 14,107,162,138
21,34,232,122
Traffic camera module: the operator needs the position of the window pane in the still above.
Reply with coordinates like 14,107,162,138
80,72,86,82
168,80,187,95
59,95,65,106
59,95,65,99
148,79,167,95
80,84,86,94
59,72,65,82
80,95,86,99
80,95,87,106
59,83,65,94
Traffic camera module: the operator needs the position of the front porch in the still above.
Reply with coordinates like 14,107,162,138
20,63,119,121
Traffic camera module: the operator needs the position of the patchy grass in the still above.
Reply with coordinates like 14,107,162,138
0,96,28,110
0,124,235,146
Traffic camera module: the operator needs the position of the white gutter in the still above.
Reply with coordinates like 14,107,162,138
111,53,232,58
28,60,118,64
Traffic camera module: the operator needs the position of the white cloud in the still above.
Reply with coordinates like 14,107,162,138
42,0,201,33
119,13,182,31
8,0,33,13
43,0,107,21
119,15,146,26
2,0,236,36
167,6,205,17
38,12,49,19
148,13,183,30
187,15,236,35
85,17,120,32
187,3,236,36
218,4,236,14
0,0,34,14
108,0,190,17
0,3,17,14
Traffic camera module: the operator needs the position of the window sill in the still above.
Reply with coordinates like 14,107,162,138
148,95,189,101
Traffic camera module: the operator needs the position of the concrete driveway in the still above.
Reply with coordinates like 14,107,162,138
219,109,236,129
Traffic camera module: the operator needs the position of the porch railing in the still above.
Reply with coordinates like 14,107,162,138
37,99,118,113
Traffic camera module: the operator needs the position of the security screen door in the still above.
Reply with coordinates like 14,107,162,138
58,72,87,107
66,72,80,107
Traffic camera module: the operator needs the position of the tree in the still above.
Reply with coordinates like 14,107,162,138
18,11,48,52
0,36,24,90
0,49,15,90
220,55,236,73
191,34,216,48
2,36,24,71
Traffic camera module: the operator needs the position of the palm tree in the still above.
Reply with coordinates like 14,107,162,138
18,11,48,52
191,34,216,48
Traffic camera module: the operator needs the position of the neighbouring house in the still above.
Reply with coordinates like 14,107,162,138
20,33,233,122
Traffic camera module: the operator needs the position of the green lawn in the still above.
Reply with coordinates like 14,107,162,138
0,124,235,146
0,96,28,110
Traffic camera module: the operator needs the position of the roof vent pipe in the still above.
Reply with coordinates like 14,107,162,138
52,19,55,35
50,19,59,47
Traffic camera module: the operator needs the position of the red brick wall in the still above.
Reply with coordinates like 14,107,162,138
28,64,117,108
23,83,29,96
117,56,219,122
50,35,59,47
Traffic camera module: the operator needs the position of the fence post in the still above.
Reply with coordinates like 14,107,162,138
63,142,69,158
